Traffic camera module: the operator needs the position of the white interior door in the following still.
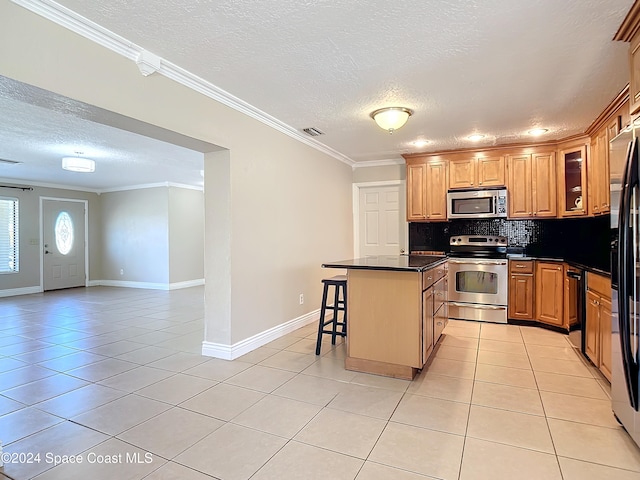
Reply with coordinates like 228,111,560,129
358,184,407,256
42,199,87,291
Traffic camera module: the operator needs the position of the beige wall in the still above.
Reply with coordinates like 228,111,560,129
0,181,101,292
0,3,353,346
352,164,405,183
168,187,204,284
100,187,170,284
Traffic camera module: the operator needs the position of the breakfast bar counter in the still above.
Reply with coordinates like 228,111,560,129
323,255,448,379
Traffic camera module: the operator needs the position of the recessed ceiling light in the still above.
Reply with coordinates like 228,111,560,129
467,134,485,141
528,128,549,136
413,140,429,147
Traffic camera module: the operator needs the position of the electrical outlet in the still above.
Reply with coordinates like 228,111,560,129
299,294,304,305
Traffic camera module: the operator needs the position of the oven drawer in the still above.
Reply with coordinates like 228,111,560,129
509,259,534,274
449,301,508,323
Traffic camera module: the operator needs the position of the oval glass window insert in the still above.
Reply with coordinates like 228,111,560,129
55,211,74,255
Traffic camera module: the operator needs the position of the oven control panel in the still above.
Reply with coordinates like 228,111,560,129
449,235,507,246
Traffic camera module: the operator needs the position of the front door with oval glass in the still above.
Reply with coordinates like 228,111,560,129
42,199,86,291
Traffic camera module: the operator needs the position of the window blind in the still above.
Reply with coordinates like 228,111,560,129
0,197,19,273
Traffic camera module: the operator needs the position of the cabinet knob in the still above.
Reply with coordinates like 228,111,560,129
528,212,532,215
557,267,561,271
478,181,483,185
427,276,432,280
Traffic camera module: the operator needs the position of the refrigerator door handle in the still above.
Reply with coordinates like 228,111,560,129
618,136,640,411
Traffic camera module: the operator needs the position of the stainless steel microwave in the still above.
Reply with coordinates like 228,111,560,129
447,189,508,219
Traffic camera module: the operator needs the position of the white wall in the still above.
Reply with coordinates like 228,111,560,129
168,186,204,284
0,3,353,350
0,181,101,293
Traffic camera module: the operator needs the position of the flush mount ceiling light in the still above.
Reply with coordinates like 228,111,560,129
370,107,413,134
528,128,549,136
61,156,95,173
467,134,486,141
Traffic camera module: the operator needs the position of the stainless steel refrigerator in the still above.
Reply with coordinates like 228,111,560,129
611,126,640,447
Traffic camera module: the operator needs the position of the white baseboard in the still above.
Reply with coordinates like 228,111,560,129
87,279,204,290
202,309,320,360
0,286,42,298
169,279,204,290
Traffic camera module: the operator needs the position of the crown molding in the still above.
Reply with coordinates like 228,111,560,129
614,1,640,42
0,177,101,194
98,181,203,194
351,158,405,169
11,0,356,167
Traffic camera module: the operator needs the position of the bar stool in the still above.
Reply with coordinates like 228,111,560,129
315,275,347,355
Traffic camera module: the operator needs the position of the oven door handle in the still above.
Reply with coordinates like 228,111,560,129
448,259,507,265
449,302,507,310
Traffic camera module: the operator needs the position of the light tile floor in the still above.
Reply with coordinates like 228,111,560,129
0,287,640,479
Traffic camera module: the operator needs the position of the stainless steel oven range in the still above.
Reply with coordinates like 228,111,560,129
448,235,508,324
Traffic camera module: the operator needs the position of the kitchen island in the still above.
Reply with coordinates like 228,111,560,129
323,255,448,380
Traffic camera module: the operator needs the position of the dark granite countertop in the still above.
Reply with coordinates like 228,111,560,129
506,255,610,278
323,255,447,272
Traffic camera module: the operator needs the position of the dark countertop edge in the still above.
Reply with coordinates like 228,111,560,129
322,256,448,273
506,255,610,278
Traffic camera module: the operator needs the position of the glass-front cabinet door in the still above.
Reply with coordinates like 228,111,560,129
558,144,588,217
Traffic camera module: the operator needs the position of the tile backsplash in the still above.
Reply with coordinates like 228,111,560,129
409,215,611,271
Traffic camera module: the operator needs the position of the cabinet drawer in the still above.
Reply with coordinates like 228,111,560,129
509,260,533,274
587,272,611,298
423,264,446,290
434,312,447,341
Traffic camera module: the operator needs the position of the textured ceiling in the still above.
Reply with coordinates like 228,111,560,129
1,0,636,189
0,76,213,190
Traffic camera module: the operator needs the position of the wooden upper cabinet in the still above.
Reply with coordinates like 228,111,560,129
588,132,604,216
425,160,448,221
631,31,640,115
448,155,505,190
449,158,476,189
477,156,506,187
406,162,427,221
507,152,555,218
557,143,588,217
405,158,447,222
588,117,618,216
532,152,557,217
507,154,532,218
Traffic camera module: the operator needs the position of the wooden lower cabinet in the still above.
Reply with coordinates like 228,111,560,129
600,296,612,380
422,288,434,364
585,272,612,381
345,263,447,380
508,260,535,320
535,262,564,327
585,290,601,363
433,276,448,344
